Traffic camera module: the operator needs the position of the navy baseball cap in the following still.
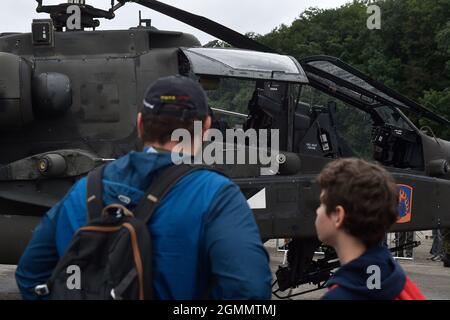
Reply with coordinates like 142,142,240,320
142,75,209,120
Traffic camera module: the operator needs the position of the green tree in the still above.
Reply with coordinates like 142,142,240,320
259,0,450,100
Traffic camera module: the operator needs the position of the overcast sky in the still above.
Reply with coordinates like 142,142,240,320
1,0,350,44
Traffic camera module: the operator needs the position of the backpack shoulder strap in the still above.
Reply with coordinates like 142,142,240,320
134,164,225,224
86,164,107,222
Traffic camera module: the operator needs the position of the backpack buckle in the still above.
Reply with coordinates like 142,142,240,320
101,204,134,219
110,289,123,300
35,284,50,296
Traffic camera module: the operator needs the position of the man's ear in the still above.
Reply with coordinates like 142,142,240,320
202,116,212,138
333,205,346,229
137,113,144,139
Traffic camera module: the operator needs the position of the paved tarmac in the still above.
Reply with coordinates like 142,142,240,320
1,231,449,300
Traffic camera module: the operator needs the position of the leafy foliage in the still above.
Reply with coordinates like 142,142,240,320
259,0,450,99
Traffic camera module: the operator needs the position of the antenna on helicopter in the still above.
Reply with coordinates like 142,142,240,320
138,11,152,28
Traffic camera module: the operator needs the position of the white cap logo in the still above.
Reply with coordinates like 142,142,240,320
144,101,155,110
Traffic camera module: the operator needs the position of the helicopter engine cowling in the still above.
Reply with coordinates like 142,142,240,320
0,53,34,128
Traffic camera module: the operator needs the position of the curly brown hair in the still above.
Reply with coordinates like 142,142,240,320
317,158,399,248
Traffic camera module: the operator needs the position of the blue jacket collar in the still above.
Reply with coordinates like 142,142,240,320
326,245,406,299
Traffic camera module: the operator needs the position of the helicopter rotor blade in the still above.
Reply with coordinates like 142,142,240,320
129,0,276,53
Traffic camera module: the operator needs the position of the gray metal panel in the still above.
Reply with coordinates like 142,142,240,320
0,53,33,127
0,53,21,98
32,56,137,140
0,29,200,57
136,48,181,110
0,215,41,264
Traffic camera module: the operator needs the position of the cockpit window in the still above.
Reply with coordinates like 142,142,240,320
181,48,309,83
204,77,292,152
374,106,413,130
189,48,301,73
297,85,374,159
206,78,254,129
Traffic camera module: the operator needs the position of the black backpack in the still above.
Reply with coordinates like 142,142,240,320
35,164,212,300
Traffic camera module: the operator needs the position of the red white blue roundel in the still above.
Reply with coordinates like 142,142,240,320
397,184,413,224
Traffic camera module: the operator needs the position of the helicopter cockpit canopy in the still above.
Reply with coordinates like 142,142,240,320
177,47,309,153
298,56,450,170
179,48,309,83
301,55,450,127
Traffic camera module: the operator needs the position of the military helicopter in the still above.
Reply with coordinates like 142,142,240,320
1,0,450,296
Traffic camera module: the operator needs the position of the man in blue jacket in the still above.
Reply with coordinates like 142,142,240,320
16,75,272,300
